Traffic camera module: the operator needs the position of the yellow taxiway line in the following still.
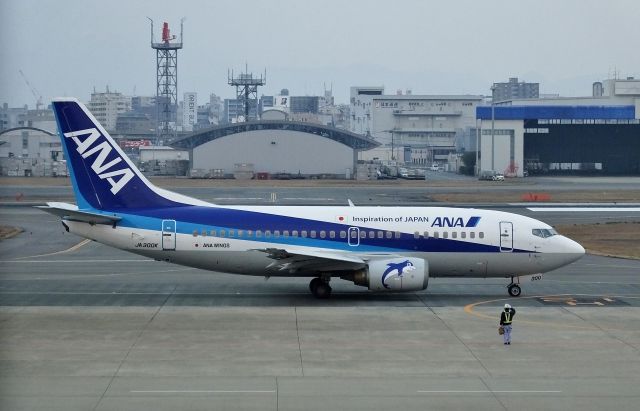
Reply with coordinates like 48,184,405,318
463,293,639,331
14,238,91,260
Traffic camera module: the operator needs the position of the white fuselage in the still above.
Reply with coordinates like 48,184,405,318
64,205,585,279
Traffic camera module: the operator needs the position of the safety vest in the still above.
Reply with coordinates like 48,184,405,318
504,311,512,325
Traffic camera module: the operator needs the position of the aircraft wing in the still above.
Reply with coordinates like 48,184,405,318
253,247,367,273
36,202,121,225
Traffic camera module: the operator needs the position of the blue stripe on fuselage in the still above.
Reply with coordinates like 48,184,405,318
113,206,531,254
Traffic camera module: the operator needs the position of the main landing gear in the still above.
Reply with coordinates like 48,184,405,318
507,277,522,297
309,277,332,299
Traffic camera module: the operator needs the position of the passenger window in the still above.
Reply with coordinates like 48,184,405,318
255,230,262,238
377,231,384,239
452,232,457,239
470,232,475,239
265,230,271,238
228,229,234,237
414,231,420,239
360,231,366,239
434,231,439,238
479,232,484,239
443,231,448,239
219,230,226,237
461,232,466,239
292,230,298,237
386,231,392,239
310,230,316,238
369,231,375,239
301,231,308,238
283,230,289,237
340,231,346,239
237,230,243,238
210,229,216,237
350,230,358,239
329,231,336,239
320,231,326,239
394,231,401,239
193,230,198,237
274,230,280,238
247,230,253,237
201,229,207,237
423,231,429,238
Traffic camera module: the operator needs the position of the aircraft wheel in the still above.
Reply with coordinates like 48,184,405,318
508,284,521,297
309,278,322,294
310,279,332,299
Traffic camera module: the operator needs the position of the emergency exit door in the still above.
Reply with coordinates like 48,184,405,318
162,219,176,251
499,221,513,252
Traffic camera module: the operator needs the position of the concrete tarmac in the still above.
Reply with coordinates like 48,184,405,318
1,206,640,410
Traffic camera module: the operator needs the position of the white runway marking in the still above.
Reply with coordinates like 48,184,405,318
130,390,276,394
528,207,640,212
213,197,264,200
417,390,562,394
282,197,335,201
2,259,151,263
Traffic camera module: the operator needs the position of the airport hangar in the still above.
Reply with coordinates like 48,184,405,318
477,102,640,176
170,119,380,178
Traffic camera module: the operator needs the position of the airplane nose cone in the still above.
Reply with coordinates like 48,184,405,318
564,236,585,262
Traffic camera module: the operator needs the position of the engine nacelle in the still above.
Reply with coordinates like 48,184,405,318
351,257,429,291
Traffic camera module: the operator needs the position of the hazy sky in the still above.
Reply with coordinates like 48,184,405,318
2,0,639,107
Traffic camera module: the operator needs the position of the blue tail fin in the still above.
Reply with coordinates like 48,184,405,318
52,98,206,211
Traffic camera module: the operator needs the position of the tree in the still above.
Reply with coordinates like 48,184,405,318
459,151,477,176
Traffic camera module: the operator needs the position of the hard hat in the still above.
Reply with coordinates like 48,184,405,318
504,303,511,309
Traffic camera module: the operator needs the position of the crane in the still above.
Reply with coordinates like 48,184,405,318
18,70,43,110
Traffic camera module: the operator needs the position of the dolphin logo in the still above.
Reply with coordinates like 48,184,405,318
381,260,416,289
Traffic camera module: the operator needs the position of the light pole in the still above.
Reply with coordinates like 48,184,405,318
390,129,395,161
490,85,496,171
475,118,480,175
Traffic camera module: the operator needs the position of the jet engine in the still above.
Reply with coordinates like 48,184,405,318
346,257,428,291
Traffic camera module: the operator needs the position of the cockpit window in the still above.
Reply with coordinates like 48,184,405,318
532,228,558,238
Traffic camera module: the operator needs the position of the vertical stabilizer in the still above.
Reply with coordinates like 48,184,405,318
52,98,208,210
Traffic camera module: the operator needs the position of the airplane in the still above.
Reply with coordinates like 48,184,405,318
39,98,585,299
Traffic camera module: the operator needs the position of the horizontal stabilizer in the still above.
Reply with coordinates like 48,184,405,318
36,202,121,225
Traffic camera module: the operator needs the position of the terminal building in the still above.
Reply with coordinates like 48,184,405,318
477,77,640,176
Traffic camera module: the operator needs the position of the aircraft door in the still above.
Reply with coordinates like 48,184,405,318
348,227,360,247
499,221,513,252
162,219,176,251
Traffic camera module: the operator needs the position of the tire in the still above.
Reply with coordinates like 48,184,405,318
313,282,332,299
508,284,521,297
309,278,321,294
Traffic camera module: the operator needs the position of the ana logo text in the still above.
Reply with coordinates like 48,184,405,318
431,216,481,228
64,128,134,195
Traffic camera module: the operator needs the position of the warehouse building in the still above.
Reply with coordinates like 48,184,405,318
477,78,640,176
170,120,379,178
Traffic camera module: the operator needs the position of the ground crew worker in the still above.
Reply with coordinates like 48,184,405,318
500,303,516,345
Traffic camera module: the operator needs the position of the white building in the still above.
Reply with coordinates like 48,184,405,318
0,127,66,176
87,89,131,132
353,90,483,165
349,86,384,136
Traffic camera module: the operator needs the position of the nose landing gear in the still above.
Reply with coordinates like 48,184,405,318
309,276,332,299
507,277,522,297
